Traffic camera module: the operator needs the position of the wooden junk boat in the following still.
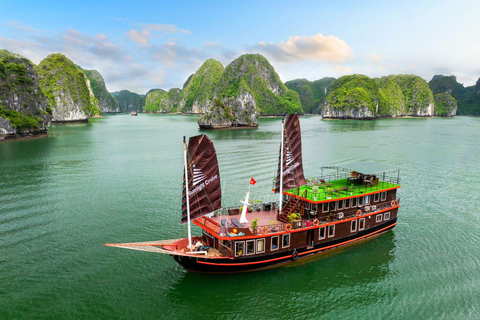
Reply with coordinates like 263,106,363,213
106,114,401,273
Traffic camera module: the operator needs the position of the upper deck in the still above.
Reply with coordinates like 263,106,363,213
284,163,401,203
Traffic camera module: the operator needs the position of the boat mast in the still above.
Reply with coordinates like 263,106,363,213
183,136,192,249
279,118,285,213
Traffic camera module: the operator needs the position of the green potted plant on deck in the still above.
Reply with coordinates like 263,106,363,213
251,217,258,233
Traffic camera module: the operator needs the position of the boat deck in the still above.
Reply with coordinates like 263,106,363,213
208,208,279,231
286,178,400,202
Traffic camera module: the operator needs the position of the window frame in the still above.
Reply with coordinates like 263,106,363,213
271,236,279,251
246,240,255,256
328,224,335,238
235,241,245,257
381,191,387,201
359,218,365,230
337,200,344,210
351,219,357,232
256,238,265,253
282,234,290,248
351,197,358,207
384,212,391,220
376,214,383,223
323,202,329,213
374,193,380,202
319,226,326,240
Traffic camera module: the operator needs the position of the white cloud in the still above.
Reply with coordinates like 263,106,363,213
250,33,354,63
126,23,191,47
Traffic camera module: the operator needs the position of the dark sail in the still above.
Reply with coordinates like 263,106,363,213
181,135,221,224
274,113,306,193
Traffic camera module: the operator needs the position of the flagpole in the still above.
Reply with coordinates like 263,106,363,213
183,136,192,250
279,117,285,214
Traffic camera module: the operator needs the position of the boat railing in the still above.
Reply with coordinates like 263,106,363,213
288,174,401,202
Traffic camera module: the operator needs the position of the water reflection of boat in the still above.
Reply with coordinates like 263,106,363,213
107,114,401,273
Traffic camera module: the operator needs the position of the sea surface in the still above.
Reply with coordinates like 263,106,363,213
1,114,479,319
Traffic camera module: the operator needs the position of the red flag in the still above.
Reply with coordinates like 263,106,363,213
250,177,256,185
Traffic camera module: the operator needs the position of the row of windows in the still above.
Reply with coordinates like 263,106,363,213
318,211,392,239
320,191,387,213
234,212,392,256
235,234,290,257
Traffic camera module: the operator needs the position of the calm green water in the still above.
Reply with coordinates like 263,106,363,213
1,114,479,319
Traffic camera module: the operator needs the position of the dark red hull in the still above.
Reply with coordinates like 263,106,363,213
172,218,397,273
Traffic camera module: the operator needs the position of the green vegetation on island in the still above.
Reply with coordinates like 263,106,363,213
83,69,120,113
178,59,224,113
429,75,480,115
112,90,145,112
0,49,51,136
285,77,335,113
321,74,435,118
433,92,457,117
216,54,302,115
144,88,181,113
36,53,101,121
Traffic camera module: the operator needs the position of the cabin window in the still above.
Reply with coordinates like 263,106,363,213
384,212,390,220
235,241,245,257
381,192,387,201
328,225,335,238
351,220,357,232
365,196,370,205
337,200,343,210
256,239,265,253
271,236,279,251
246,240,255,255
344,198,350,209
374,193,380,202
358,197,363,206
282,234,290,248
323,203,329,213
359,218,365,230
319,226,326,240
376,214,383,223
351,197,358,207
329,202,336,212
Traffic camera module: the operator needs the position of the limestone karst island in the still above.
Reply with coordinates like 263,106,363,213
1,49,479,139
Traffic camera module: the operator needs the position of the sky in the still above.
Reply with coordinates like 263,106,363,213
1,0,479,94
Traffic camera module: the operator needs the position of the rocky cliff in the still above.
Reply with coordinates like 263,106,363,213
36,53,101,122
0,50,52,138
144,88,181,113
178,59,224,113
112,90,145,113
83,69,120,113
433,92,457,117
197,54,302,129
215,54,302,115
321,74,435,119
429,75,480,115
285,77,335,113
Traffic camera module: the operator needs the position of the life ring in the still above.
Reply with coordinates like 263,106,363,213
351,171,357,178
285,224,292,232
396,199,399,205
356,210,362,217
261,226,268,235
391,200,395,206
313,219,320,226
292,250,299,260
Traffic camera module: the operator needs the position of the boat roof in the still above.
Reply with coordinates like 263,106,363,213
323,162,399,175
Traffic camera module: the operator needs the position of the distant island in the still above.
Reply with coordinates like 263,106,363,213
1,48,480,139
